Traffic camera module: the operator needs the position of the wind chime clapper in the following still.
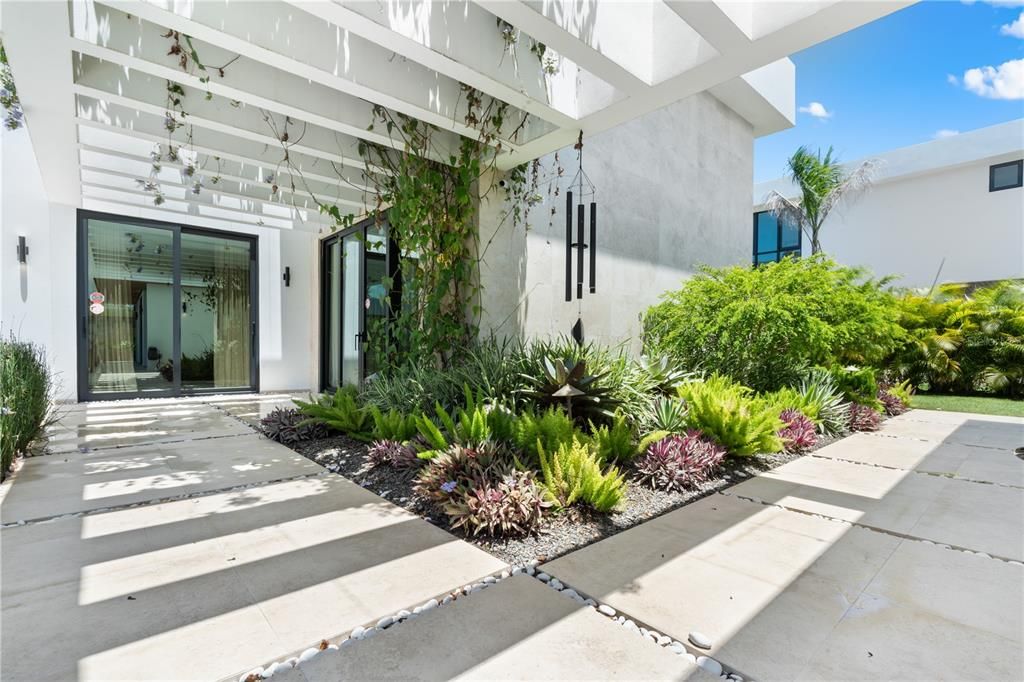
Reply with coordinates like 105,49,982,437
564,131,598,344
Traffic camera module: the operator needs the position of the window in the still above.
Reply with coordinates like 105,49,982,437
753,210,801,264
990,160,1023,192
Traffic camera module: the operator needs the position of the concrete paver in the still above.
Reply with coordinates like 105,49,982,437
276,575,718,682
0,475,504,682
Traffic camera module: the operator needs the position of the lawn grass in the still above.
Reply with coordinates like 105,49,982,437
910,393,1023,418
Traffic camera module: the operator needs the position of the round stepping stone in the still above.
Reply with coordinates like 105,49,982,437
598,604,616,617
697,656,723,676
689,631,713,649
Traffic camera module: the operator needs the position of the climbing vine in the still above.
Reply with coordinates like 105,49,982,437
0,40,24,130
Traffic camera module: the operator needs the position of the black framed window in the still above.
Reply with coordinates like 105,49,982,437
989,160,1023,192
753,210,801,265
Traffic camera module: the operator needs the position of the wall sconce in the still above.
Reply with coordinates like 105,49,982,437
282,266,291,287
16,236,28,263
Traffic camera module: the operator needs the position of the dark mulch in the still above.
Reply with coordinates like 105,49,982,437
285,431,843,567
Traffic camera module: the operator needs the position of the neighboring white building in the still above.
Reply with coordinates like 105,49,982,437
753,119,1024,288
0,0,910,402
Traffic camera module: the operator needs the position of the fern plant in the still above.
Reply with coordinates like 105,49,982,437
512,407,579,467
294,388,372,441
589,413,637,463
369,406,418,442
537,437,625,513
679,375,783,456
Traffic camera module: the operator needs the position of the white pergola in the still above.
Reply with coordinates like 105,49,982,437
2,0,910,232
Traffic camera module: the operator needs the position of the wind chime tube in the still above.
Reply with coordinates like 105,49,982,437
577,203,585,299
565,191,573,302
589,202,597,294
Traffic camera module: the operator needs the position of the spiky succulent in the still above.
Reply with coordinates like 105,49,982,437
520,356,620,423
639,354,695,395
367,439,421,470
647,396,688,434
847,403,882,432
777,409,817,453
259,407,330,445
633,430,725,492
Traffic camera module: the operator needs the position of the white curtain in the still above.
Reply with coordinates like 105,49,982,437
88,227,138,393
212,243,250,388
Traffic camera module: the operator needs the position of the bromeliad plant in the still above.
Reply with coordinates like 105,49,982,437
259,407,330,445
633,431,726,492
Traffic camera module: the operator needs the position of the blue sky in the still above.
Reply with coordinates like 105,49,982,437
754,0,1024,182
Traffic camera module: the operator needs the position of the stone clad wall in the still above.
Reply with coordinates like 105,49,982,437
478,91,753,352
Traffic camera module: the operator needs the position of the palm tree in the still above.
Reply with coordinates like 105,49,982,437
766,146,875,255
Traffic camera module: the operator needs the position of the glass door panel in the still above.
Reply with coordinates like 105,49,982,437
364,224,389,378
179,232,253,390
324,239,343,389
341,233,362,386
85,220,175,395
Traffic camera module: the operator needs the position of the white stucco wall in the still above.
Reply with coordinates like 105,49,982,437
1,128,318,400
479,91,753,350
754,120,1024,288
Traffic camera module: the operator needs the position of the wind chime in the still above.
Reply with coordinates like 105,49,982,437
564,132,597,344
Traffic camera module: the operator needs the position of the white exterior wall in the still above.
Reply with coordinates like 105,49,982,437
1,128,319,401
479,91,754,351
754,120,1024,288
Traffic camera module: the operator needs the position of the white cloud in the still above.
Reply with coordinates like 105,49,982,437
962,58,1024,99
1000,11,1024,37
947,73,959,86
961,0,1024,7
934,129,960,139
798,101,832,119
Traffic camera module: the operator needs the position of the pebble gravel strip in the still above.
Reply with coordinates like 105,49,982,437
724,490,1024,567
235,563,757,682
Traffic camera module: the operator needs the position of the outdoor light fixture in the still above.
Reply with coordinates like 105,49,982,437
283,266,291,287
16,236,28,263
564,133,597,343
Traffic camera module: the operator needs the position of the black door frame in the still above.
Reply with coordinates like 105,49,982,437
319,216,400,392
76,209,260,402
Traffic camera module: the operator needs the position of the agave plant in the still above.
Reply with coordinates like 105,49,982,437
639,354,695,395
646,396,688,434
520,356,620,423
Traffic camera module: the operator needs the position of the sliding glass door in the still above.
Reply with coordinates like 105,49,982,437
78,211,258,401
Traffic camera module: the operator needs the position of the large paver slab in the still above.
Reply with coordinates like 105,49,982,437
0,475,504,682
45,401,254,453
0,433,321,522
894,409,1023,425
543,494,901,657
275,575,717,682
875,413,1022,451
730,455,1024,560
815,432,1024,486
210,394,306,427
716,539,1024,681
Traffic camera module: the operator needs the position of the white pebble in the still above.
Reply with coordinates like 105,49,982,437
441,595,453,605
350,626,366,640
262,662,279,678
657,635,671,646
511,566,523,575
559,586,576,598
683,653,697,664
377,616,394,629
413,606,423,615
340,639,353,648
549,579,563,590
298,647,319,663
483,576,497,584
500,570,510,579
536,572,551,582
363,628,378,639
598,604,616,617
697,657,723,676
584,598,597,606
570,594,585,604
283,657,299,669
670,642,686,655
396,610,411,620
469,586,482,594
526,566,536,576
421,598,438,611
688,631,713,649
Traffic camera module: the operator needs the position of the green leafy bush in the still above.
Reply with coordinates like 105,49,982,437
679,375,783,456
887,281,1024,397
537,437,626,513
294,387,372,441
589,413,637,464
643,256,903,392
1,335,56,478
512,407,579,467
827,365,880,407
368,406,418,442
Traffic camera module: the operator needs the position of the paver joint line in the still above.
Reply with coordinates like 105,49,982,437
809,453,1024,490
723,491,1022,565
868,431,1012,453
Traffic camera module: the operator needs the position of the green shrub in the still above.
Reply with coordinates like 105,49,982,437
368,406,419,442
512,407,579,467
537,437,625,512
827,364,880,407
294,387,372,441
643,256,904,392
1,335,56,478
589,413,636,463
679,375,783,456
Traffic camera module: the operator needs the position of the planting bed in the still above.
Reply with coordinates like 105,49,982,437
287,432,842,566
